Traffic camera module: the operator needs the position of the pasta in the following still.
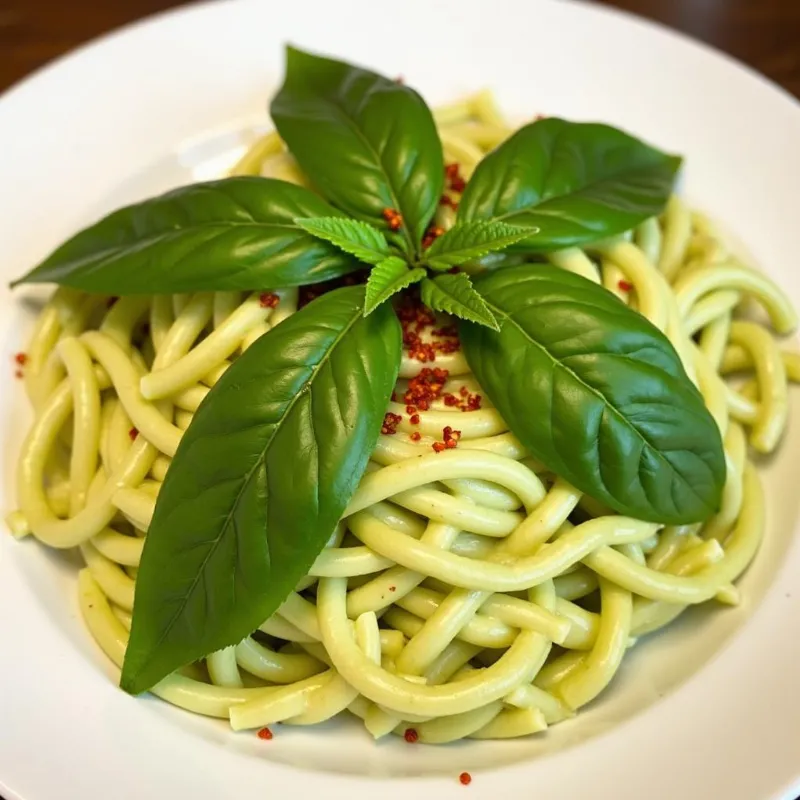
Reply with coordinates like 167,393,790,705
9,89,798,745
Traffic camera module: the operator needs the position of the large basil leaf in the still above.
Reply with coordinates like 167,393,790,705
120,285,401,693
271,46,443,251
12,178,360,293
461,265,725,523
459,118,681,250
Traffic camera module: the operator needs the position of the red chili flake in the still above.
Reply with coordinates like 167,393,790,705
382,207,403,231
106,296,119,308
14,370,23,380
440,194,459,211
402,366,450,408
421,224,445,250
618,279,633,292
442,427,461,449
14,352,28,366
391,392,398,402
409,432,422,442
128,427,138,441
459,772,472,786
406,405,417,414
432,325,458,339
441,385,482,412
404,728,419,743
259,292,280,309
432,441,446,453
388,585,397,592
257,727,273,740
444,163,466,193
396,292,462,362
381,412,403,435
410,414,420,425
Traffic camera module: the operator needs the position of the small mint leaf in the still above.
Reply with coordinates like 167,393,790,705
425,220,532,270
364,257,425,316
420,273,499,330
295,217,391,266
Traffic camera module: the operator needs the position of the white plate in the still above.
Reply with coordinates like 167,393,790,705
1,1,799,798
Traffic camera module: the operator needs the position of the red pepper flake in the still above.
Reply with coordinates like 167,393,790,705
432,325,458,339
406,405,417,414
410,414,420,425
391,392,398,402
402,366,450,407
466,394,482,412
443,426,461,447
381,412,403,435
128,427,138,441
388,585,397,592
404,728,419,743
382,207,403,232
421,224,445,250
14,352,28,366
259,292,280,309
257,727,273,740
440,194,459,211
442,386,482,412
445,163,466,194
396,292,462,362
432,441,446,453
618,279,633,292
459,772,472,786
14,370,23,380
409,432,422,442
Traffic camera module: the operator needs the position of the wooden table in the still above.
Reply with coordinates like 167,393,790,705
1,0,799,97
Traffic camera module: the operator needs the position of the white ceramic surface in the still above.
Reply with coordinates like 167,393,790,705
1,1,799,798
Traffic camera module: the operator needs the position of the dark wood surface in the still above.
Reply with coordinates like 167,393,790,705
0,0,799,98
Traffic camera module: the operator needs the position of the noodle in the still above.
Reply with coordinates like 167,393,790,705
9,91,798,743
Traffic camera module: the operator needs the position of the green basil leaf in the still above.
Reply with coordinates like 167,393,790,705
364,257,425,316
295,217,391,266
12,177,360,294
120,285,401,694
421,273,499,331
459,118,682,250
424,221,532,270
461,265,725,523
271,46,443,250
